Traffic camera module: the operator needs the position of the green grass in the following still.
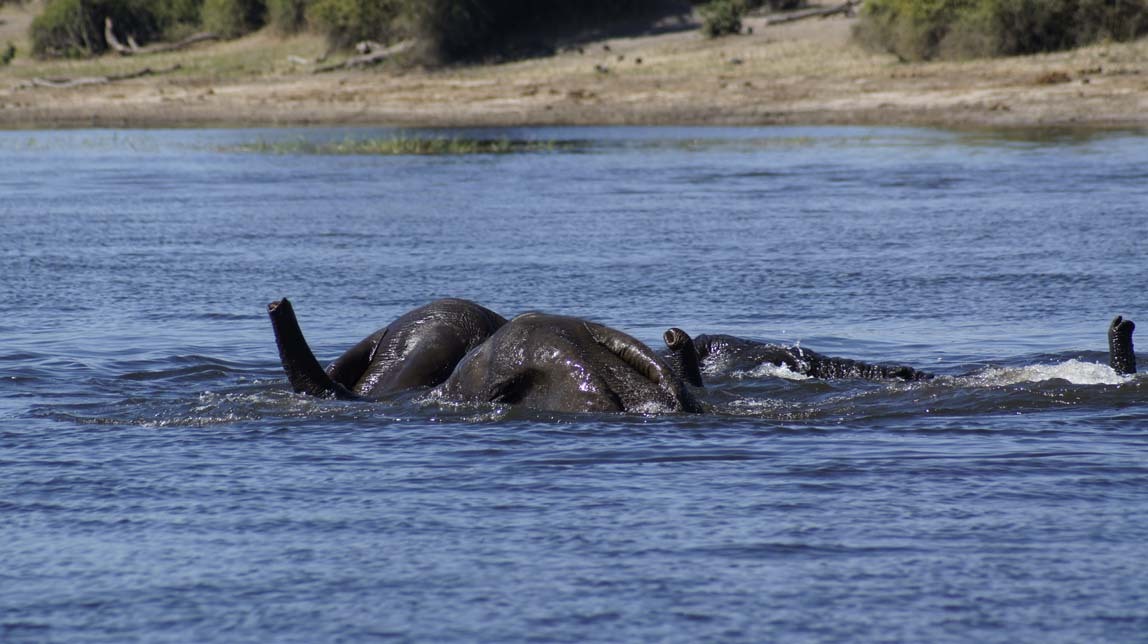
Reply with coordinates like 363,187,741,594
229,135,569,155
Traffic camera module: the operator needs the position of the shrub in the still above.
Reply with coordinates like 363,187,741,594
700,0,746,38
31,0,168,57
266,0,307,33
30,0,90,57
153,0,204,31
408,0,678,63
201,0,265,39
306,0,401,48
856,0,1148,61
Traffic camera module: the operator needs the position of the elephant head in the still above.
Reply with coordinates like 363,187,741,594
437,312,704,414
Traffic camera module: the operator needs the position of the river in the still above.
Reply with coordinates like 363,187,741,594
2,126,1146,642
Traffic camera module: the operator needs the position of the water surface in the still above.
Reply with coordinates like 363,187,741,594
2,126,1147,642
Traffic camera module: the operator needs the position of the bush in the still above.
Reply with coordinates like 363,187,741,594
855,0,1148,61
31,0,168,57
153,0,204,31
201,0,267,39
266,0,307,33
408,0,677,63
306,0,401,48
700,0,745,37
26,0,703,63
30,0,89,57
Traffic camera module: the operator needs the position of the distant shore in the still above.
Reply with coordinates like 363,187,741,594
2,4,1146,131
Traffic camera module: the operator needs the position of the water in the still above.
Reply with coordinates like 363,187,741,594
2,126,1147,642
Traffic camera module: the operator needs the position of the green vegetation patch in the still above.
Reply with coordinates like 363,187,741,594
28,0,687,62
31,0,201,57
700,0,746,38
855,0,1148,61
229,136,572,155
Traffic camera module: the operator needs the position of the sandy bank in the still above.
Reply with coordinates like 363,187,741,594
2,4,1147,131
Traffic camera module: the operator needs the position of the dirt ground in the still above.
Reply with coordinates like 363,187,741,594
1,2,1146,130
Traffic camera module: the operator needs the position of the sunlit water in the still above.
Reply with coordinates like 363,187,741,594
2,126,1147,642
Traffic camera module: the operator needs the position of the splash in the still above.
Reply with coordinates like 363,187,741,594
731,362,811,381
969,359,1129,387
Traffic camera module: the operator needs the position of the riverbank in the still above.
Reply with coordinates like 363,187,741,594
2,3,1146,130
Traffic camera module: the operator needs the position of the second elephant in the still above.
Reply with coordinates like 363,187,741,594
437,312,705,414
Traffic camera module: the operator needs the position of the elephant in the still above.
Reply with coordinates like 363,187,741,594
267,297,507,399
676,315,1138,382
268,295,1137,413
677,333,935,381
436,312,705,414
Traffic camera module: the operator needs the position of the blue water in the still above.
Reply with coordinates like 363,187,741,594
2,126,1147,642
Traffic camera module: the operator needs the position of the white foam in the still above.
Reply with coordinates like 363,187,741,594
970,359,1129,387
630,400,676,415
731,362,811,381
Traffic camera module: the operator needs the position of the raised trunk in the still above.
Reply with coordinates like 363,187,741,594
267,298,357,399
1109,316,1137,375
663,327,705,388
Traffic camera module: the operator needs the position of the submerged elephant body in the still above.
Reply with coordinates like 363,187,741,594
269,300,702,414
268,297,506,399
324,298,508,397
438,312,704,414
269,296,1137,415
689,334,934,381
687,315,1139,381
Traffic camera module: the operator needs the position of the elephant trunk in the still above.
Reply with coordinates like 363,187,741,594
267,298,357,399
1109,316,1136,375
663,328,704,388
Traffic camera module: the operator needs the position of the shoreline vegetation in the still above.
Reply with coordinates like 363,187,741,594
229,136,571,155
1,1,1147,131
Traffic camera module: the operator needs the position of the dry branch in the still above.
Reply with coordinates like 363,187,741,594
105,18,218,56
24,64,182,89
314,40,415,73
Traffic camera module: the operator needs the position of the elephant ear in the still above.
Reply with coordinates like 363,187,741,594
585,321,670,386
585,322,704,413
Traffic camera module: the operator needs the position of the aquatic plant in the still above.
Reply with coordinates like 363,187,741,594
229,136,567,156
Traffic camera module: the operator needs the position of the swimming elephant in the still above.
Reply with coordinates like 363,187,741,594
681,315,1139,382
268,297,507,399
437,312,705,414
680,333,935,381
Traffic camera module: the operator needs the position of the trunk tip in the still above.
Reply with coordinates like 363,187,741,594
268,298,292,314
